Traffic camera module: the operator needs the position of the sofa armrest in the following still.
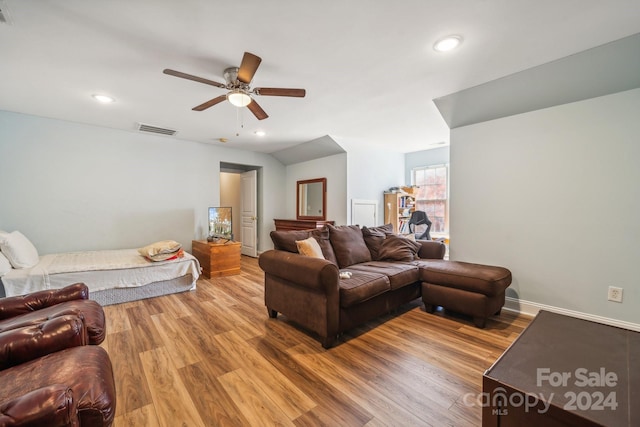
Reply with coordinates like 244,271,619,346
0,384,79,427
0,315,88,370
258,250,339,293
0,283,89,320
417,240,447,259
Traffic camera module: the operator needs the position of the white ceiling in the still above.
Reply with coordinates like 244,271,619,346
1,0,640,154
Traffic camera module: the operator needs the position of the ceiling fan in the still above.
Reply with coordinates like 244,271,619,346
163,52,306,120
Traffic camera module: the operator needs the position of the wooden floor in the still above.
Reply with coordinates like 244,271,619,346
101,256,530,426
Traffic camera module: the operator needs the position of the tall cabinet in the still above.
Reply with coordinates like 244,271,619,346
384,192,415,234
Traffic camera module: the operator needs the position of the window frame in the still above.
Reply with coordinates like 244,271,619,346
411,163,450,235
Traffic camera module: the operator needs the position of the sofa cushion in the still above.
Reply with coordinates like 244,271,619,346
361,223,394,260
328,225,372,268
349,261,420,290
377,234,421,262
270,228,338,265
310,226,338,265
270,230,312,253
417,260,512,297
339,270,390,308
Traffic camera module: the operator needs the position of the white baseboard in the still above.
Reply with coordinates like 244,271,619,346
504,297,640,332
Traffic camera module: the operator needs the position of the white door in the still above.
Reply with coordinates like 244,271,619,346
240,170,258,257
351,199,378,227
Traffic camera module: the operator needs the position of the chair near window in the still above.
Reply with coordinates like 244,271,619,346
408,210,432,240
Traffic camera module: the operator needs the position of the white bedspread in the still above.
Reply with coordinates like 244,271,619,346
1,249,200,297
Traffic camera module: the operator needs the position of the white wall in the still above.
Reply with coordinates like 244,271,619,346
284,153,348,225
0,110,286,254
450,89,640,324
341,142,405,226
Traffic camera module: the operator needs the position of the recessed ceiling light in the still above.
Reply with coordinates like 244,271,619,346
92,94,115,103
433,35,463,52
255,130,266,137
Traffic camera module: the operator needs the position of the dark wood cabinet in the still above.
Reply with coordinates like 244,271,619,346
274,219,335,231
483,310,638,427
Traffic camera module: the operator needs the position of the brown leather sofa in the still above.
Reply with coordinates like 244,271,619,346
259,224,511,348
0,284,116,426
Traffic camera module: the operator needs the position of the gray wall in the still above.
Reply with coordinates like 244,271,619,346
342,141,405,226
284,153,348,226
0,110,286,254
450,88,640,325
404,146,449,184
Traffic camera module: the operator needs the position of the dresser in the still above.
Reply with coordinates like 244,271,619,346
274,219,335,231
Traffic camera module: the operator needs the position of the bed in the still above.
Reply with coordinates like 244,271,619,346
0,248,201,306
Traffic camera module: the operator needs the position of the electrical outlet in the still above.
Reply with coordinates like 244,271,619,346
607,286,623,303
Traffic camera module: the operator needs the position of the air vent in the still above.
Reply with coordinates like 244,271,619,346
0,1,13,24
137,123,177,136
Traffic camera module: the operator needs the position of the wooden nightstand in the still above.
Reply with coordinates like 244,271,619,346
191,240,241,278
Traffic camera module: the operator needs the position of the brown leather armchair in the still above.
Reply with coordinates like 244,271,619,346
0,345,116,426
0,314,87,370
0,283,106,345
0,286,116,426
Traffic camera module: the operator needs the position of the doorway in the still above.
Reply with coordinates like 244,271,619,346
220,162,260,257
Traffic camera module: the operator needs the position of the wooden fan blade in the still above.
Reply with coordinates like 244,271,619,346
237,52,262,84
192,95,227,111
163,69,226,88
254,87,306,97
247,98,268,120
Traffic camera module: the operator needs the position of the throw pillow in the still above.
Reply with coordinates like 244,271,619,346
361,223,394,260
310,226,338,265
328,224,372,268
295,237,325,259
0,231,40,269
0,252,12,276
377,234,422,262
138,240,182,261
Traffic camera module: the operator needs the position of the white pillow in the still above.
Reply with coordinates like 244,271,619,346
0,252,12,276
0,231,40,269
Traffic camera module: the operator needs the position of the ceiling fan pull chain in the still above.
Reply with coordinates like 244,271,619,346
236,105,245,136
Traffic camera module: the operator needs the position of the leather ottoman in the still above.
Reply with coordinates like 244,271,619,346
418,260,512,327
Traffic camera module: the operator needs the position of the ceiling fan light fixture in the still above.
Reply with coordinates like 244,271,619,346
433,35,463,52
227,89,251,107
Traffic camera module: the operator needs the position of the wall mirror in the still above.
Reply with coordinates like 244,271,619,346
297,178,327,220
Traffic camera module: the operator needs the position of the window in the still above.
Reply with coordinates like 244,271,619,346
412,164,449,234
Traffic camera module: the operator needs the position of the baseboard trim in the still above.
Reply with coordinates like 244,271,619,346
504,297,640,332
